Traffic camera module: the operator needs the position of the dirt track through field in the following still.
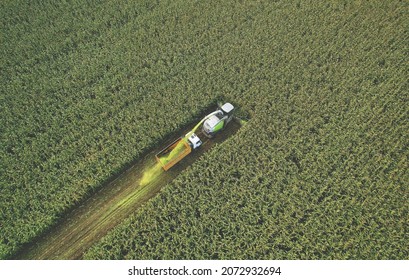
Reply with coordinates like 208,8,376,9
15,120,241,259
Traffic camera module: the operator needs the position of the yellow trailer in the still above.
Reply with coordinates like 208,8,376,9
155,137,192,171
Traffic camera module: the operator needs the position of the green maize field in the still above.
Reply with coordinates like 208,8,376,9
1,0,408,259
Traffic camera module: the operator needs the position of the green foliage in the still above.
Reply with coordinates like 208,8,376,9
1,0,222,258
2,0,408,259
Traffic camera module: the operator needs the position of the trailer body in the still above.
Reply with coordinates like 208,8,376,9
155,138,192,171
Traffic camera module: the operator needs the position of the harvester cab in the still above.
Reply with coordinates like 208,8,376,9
202,103,234,138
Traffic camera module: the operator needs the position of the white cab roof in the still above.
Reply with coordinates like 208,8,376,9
221,103,234,113
188,133,201,144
